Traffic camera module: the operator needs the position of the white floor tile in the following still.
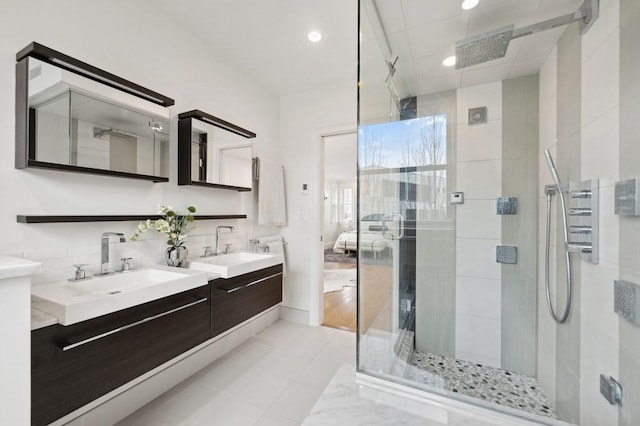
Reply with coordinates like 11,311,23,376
224,336,276,366
269,381,325,424
190,392,266,426
226,370,291,410
118,321,339,425
252,410,300,426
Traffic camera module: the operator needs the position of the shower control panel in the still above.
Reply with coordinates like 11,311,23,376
567,179,599,264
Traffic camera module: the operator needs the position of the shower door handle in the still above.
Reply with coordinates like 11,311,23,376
382,214,404,240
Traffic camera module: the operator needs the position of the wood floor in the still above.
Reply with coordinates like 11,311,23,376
322,261,392,333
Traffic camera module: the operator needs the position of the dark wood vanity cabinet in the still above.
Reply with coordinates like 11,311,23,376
31,285,210,426
211,264,283,336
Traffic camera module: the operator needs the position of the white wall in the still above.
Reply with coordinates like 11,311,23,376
279,81,357,323
454,82,503,368
1,0,280,281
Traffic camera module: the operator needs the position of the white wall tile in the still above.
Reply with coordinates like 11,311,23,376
597,185,619,265
24,247,69,261
539,46,557,105
456,199,501,240
538,99,557,152
456,238,502,280
581,0,621,63
581,29,620,126
456,276,502,319
456,160,502,200
457,81,503,125
456,120,502,162
581,107,620,186
580,260,620,342
579,329,620,426
455,313,501,368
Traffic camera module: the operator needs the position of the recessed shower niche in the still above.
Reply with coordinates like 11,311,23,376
15,42,174,182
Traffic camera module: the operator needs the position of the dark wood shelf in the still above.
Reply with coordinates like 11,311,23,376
25,160,170,183
17,214,247,224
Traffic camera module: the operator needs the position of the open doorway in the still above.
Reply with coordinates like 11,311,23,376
322,132,357,331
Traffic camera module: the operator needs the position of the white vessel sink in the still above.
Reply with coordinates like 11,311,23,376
31,266,208,325
187,252,283,278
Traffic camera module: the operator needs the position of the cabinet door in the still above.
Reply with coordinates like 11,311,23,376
32,285,210,426
211,264,283,336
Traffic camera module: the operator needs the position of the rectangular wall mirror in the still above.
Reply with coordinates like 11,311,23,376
16,42,173,182
178,110,255,191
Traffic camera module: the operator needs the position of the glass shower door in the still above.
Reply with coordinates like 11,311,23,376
357,115,450,378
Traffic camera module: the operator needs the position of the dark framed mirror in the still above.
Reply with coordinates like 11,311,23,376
15,42,174,182
178,110,255,191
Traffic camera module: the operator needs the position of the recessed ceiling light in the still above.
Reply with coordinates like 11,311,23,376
308,31,322,42
461,0,480,10
443,55,457,67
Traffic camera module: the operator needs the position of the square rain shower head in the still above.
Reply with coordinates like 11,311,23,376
455,25,514,69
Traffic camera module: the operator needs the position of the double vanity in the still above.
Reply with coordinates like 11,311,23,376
12,41,280,425
30,253,284,426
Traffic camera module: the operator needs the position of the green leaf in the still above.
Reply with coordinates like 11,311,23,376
187,206,196,213
166,211,176,217
186,215,194,222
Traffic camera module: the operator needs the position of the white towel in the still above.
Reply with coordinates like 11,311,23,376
258,235,286,276
258,158,287,226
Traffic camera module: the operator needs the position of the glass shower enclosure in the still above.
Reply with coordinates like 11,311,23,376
356,0,633,425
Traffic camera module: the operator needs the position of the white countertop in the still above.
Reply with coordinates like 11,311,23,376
0,256,41,280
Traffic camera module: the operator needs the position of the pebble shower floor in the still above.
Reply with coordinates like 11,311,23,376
407,351,557,419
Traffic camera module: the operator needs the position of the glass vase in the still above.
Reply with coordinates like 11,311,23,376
165,245,188,267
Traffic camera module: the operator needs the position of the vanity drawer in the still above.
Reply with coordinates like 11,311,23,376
31,284,210,426
210,264,283,336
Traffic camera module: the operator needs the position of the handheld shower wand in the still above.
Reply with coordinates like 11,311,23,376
543,149,572,323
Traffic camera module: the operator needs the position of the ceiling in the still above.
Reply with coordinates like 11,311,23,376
148,0,585,98
147,0,358,96
374,0,584,97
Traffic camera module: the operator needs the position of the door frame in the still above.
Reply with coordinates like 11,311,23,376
310,124,357,327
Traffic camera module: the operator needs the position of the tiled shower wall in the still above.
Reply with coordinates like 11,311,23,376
453,77,539,375
537,0,625,424
454,82,503,368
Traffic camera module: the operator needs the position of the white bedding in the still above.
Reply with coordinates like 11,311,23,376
333,230,388,254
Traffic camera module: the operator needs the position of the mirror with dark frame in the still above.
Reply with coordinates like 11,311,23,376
178,110,255,191
15,42,174,182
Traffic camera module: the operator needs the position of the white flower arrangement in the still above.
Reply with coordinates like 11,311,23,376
131,205,196,247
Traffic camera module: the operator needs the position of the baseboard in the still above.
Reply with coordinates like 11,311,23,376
279,305,310,325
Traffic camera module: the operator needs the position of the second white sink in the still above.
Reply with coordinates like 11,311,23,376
187,252,283,278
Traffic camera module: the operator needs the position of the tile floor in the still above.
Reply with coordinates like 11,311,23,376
117,320,356,426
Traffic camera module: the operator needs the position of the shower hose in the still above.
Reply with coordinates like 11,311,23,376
544,184,572,324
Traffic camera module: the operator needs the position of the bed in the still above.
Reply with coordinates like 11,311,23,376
332,215,391,259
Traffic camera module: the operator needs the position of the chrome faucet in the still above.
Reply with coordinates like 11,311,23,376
215,226,235,255
101,232,126,275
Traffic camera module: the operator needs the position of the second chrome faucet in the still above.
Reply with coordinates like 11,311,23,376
101,232,126,275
